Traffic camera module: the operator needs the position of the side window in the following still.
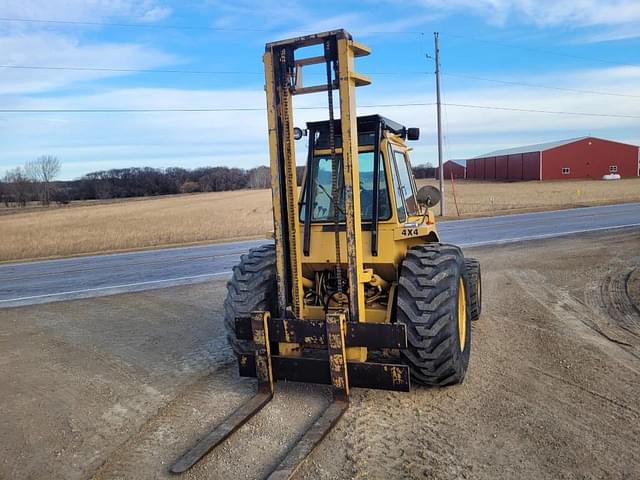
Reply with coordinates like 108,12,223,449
390,152,406,222
392,149,418,216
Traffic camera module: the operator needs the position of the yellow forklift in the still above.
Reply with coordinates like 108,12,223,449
171,29,481,478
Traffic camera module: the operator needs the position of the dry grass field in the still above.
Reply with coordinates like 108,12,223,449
1,177,639,262
416,177,640,216
0,190,273,262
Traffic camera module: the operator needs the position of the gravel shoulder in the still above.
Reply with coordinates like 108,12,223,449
1,229,639,479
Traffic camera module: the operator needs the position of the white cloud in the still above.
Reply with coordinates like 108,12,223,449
2,64,638,178
140,6,173,23
0,32,176,94
412,0,640,29
0,1,178,95
0,0,172,24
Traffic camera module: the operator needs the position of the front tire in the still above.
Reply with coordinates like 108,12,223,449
223,244,277,357
396,243,471,386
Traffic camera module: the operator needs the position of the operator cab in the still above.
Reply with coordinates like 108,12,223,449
300,114,421,226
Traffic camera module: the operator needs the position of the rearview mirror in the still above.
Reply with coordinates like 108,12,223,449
416,185,441,208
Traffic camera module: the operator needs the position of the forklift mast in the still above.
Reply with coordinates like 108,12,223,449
263,29,371,324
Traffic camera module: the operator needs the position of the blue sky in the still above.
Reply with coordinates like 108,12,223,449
1,0,639,179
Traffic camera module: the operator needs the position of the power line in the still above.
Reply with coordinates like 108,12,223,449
0,16,276,32
3,16,638,69
0,16,420,36
1,102,638,119
443,102,640,119
442,72,640,99
2,15,639,69
0,64,422,76
4,64,637,101
0,103,436,113
0,64,260,75
443,32,640,69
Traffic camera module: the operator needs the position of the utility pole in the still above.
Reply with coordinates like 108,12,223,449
434,32,445,216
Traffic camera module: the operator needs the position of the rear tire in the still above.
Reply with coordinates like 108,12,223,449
464,258,482,321
223,244,277,357
396,243,471,386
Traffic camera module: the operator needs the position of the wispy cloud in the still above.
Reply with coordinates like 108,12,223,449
3,64,638,178
412,0,640,28
0,0,173,23
0,0,177,95
0,32,176,94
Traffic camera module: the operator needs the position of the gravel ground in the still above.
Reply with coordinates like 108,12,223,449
1,229,639,479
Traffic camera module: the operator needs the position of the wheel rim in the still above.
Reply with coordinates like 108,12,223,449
457,278,466,350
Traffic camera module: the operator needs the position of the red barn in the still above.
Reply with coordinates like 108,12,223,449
435,160,466,180
465,137,639,180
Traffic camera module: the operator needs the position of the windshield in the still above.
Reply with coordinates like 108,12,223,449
300,151,391,222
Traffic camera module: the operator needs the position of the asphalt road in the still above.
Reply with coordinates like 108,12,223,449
1,202,639,309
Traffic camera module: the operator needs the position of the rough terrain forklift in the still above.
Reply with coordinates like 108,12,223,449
171,29,482,478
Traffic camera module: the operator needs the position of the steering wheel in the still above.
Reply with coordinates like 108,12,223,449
360,189,373,218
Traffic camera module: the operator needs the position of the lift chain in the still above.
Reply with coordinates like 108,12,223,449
324,38,344,297
279,47,302,317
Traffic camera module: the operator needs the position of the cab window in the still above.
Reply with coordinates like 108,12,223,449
392,149,417,217
300,151,391,222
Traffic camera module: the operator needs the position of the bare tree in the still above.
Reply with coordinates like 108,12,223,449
248,166,271,189
26,155,61,206
3,167,33,207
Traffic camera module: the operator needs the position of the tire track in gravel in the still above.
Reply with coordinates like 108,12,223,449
529,366,640,418
85,331,236,480
591,266,640,339
90,362,249,480
339,389,471,480
511,269,640,368
628,267,640,307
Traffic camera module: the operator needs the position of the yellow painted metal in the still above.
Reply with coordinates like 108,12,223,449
279,342,302,357
263,29,444,366
393,224,438,241
263,51,289,315
263,48,305,318
345,346,367,362
336,36,366,326
325,311,349,397
384,283,397,326
349,40,371,57
296,128,440,312
251,311,274,394
457,279,467,350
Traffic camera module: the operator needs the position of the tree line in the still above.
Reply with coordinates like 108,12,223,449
1,158,436,208
0,163,283,207
1,156,61,207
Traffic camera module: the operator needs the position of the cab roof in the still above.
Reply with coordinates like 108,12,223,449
306,114,407,136
307,115,408,149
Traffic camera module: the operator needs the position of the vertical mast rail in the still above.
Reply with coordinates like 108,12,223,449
337,36,366,323
277,48,304,317
263,50,290,315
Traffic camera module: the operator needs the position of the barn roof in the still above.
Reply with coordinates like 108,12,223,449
446,159,467,167
472,137,587,158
